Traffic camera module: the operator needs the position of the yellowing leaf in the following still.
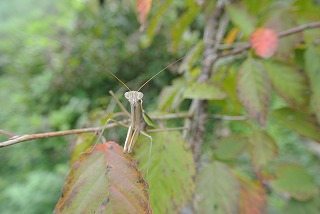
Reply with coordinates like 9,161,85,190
237,57,271,127
250,28,278,58
55,142,152,213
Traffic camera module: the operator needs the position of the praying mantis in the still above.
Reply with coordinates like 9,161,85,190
83,49,198,180
91,51,196,153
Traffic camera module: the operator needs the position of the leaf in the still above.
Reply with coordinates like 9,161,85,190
170,2,201,51
146,0,172,46
237,57,271,127
250,28,278,58
238,176,267,214
305,46,320,123
214,134,248,161
134,132,195,214
142,110,156,127
262,3,299,60
69,133,95,165
224,27,240,45
158,78,185,112
195,161,240,214
283,197,320,214
264,61,309,109
183,82,227,100
271,164,319,201
137,0,153,25
226,4,255,36
54,142,152,214
248,131,278,170
271,107,320,143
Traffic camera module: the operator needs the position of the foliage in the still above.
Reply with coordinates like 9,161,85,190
1,0,320,213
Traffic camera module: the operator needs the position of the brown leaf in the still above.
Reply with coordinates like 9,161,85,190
54,142,152,214
239,177,267,214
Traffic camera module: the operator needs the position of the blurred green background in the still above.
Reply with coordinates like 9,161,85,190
1,0,320,213
0,0,189,213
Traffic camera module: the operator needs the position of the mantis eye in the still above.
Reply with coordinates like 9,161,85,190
137,92,143,100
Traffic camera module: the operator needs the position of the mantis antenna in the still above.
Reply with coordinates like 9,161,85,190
137,48,200,91
50,37,199,92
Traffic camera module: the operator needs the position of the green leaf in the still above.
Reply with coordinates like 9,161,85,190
158,78,185,112
69,133,95,165
195,161,240,214
271,164,319,201
248,131,278,170
170,2,201,51
183,82,227,100
283,197,320,214
264,61,309,109
305,46,320,123
271,107,320,142
214,134,248,161
237,57,271,126
55,142,152,213
134,131,195,214
226,4,255,36
146,0,173,47
142,110,156,127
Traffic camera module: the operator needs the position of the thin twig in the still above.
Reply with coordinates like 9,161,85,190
0,129,16,137
150,112,192,120
0,110,193,148
210,114,247,121
219,22,320,58
0,122,124,148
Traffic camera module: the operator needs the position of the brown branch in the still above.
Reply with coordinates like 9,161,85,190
218,21,320,58
187,0,228,164
210,114,247,121
0,122,123,148
0,111,192,148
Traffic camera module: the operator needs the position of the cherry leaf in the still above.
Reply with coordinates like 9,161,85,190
54,142,152,214
250,28,278,59
237,57,271,127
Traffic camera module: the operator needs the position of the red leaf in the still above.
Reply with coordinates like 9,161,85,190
136,0,152,25
54,142,152,213
250,28,278,58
